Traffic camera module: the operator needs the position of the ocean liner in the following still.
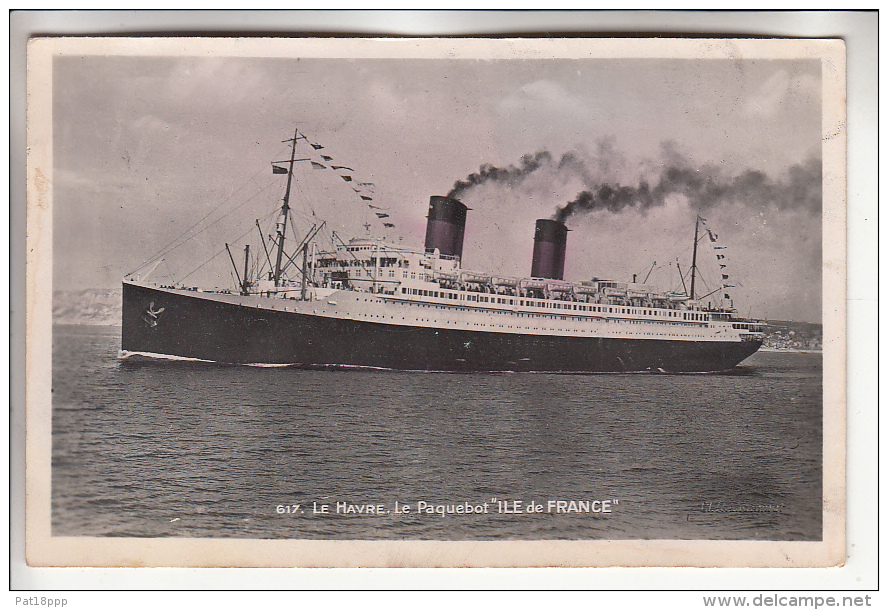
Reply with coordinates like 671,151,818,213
121,128,764,372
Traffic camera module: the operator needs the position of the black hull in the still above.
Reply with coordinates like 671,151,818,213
122,283,762,373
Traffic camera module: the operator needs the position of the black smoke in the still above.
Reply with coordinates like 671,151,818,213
447,144,821,224
447,151,577,199
553,155,821,223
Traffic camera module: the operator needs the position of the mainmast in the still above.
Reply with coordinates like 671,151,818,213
273,125,301,286
689,214,700,301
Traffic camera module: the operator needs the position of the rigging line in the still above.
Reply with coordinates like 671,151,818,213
176,208,276,284
166,180,279,269
145,180,280,276
127,165,275,275
658,221,707,270
256,218,274,278
281,222,324,276
176,246,228,285
331,231,362,262
168,205,278,280
129,166,270,276
277,206,303,276
276,230,319,279
699,286,723,301
641,261,657,284
681,265,714,296
279,247,305,278
163,259,175,282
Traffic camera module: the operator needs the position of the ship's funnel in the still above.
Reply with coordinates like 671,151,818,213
424,196,468,259
531,219,568,280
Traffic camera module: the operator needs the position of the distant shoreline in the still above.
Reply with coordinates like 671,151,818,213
53,321,121,328
759,347,822,355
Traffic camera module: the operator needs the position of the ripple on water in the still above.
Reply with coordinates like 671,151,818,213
52,327,823,541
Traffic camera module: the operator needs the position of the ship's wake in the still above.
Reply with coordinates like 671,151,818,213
118,350,213,363
117,350,752,375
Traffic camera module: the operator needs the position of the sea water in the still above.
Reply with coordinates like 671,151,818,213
51,325,822,540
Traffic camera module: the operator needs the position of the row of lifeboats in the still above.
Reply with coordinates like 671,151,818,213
433,270,695,309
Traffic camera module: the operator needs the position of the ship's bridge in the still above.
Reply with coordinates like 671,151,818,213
313,236,460,294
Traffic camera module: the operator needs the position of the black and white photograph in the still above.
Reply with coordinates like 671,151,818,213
25,35,846,570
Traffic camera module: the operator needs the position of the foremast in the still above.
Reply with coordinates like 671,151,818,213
273,125,301,287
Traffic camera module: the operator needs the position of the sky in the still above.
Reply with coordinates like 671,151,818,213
52,51,824,322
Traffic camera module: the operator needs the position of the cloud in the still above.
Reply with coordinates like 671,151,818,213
499,79,589,117
163,58,275,108
743,69,820,118
54,168,141,196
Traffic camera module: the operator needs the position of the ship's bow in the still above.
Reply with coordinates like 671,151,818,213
121,281,190,359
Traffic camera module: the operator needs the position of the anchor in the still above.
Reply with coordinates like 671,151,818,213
142,301,166,327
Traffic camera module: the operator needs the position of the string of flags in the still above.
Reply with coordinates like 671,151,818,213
273,131,395,231
699,216,732,302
